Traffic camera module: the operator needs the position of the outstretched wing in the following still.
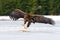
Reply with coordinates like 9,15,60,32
9,9,25,20
31,15,55,25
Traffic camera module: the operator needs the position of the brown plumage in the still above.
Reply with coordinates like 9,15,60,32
9,9,25,20
24,14,55,28
9,9,55,31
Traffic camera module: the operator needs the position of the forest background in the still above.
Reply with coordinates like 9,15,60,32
0,0,60,15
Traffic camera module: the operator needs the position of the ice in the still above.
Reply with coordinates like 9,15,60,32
0,16,60,40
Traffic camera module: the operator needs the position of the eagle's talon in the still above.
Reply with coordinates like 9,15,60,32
24,25,28,29
19,30,27,32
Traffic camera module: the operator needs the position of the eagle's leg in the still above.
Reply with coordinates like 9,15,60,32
27,21,31,28
23,21,31,32
20,21,27,32
19,21,27,32
23,20,27,28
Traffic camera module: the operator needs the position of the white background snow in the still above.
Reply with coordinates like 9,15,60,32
0,16,60,40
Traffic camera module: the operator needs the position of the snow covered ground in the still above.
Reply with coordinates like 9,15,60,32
0,16,60,40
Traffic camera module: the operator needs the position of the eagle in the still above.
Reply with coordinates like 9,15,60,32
9,9,55,32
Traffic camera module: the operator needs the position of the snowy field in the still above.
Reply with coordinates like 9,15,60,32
0,16,60,40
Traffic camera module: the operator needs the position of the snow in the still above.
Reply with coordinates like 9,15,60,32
0,16,60,40
0,15,60,21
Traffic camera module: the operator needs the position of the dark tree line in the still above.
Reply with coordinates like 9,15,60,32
0,0,60,15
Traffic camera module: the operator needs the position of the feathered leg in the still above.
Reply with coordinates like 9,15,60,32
21,14,31,32
22,21,31,32
20,21,27,32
